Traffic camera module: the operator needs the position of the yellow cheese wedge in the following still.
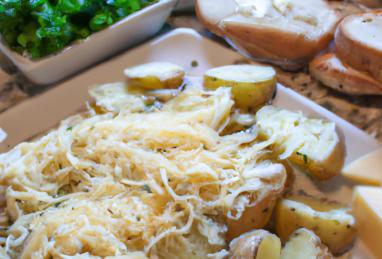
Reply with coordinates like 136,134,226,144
353,186,382,259
342,148,382,186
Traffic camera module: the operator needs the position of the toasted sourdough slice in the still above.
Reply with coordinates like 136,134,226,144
335,12,382,82
281,228,334,259
195,0,236,36
196,0,340,70
255,106,345,180
327,1,365,19
310,53,382,95
352,0,382,8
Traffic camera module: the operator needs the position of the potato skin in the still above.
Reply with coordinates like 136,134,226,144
226,195,277,241
288,140,345,181
128,73,185,90
274,198,356,255
229,229,281,259
281,228,334,259
204,75,276,112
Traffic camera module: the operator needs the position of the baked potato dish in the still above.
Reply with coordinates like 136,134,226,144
0,63,357,258
275,193,356,254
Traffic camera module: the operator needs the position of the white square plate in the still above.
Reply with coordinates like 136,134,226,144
0,28,380,258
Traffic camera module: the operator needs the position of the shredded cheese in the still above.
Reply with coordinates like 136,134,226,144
0,82,286,258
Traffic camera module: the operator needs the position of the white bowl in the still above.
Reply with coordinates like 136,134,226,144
0,0,176,85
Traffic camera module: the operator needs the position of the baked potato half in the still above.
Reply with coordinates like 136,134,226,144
204,65,276,112
124,62,185,90
255,105,345,181
275,194,356,255
226,162,287,240
281,228,334,259
229,229,281,259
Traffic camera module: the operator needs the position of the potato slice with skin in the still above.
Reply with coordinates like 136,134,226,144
227,194,277,241
255,105,345,181
281,228,334,259
227,162,287,240
204,65,276,111
275,194,356,255
229,229,281,259
124,62,185,90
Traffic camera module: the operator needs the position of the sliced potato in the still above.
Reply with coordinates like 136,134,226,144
281,228,334,259
229,229,281,259
204,65,277,111
226,162,287,240
275,194,356,254
255,105,345,180
124,62,185,90
89,82,148,113
227,194,278,241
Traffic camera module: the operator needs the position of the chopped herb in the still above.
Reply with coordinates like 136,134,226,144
191,60,199,67
142,184,152,193
66,127,73,131
296,151,309,164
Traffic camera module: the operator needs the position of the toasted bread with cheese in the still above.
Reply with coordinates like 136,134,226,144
352,0,382,8
335,12,382,82
196,0,340,70
327,1,365,19
310,53,382,95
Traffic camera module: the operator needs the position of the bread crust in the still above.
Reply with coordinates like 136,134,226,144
196,0,340,69
335,12,382,83
310,53,382,95
223,20,337,70
195,0,235,36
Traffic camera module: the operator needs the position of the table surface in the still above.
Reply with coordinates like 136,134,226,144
1,13,381,142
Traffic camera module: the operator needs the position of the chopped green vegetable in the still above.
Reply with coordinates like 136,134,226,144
191,60,199,67
66,126,73,131
142,184,152,193
296,151,309,164
0,0,157,59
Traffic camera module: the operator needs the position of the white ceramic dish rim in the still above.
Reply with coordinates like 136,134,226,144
0,0,174,66
0,28,380,258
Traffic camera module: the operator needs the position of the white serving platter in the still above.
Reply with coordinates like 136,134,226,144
0,0,176,85
0,28,380,258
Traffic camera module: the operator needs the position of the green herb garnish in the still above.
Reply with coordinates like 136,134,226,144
142,184,152,193
296,151,309,164
0,0,158,59
66,126,73,131
191,60,199,67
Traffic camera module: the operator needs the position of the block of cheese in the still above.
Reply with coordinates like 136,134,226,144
352,186,382,259
342,148,382,186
